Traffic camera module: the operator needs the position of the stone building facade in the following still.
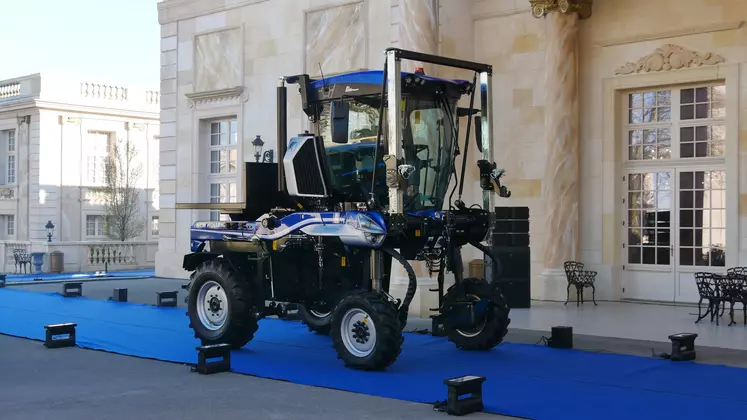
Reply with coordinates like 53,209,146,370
0,73,160,243
156,0,747,312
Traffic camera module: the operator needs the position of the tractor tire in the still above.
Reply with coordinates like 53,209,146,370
298,304,333,335
331,291,404,371
187,259,259,349
444,277,511,351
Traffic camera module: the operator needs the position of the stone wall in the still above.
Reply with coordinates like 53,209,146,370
157,0,747,307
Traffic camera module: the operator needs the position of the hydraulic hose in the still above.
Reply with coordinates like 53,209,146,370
380,246,417,318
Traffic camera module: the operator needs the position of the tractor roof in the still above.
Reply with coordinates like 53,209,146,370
309,70,471,90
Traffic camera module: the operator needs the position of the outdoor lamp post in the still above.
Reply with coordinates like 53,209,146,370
252,135,264,163
45,220,55,242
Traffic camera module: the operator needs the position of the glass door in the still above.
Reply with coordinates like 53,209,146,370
623,170,675,302
675,168,726,302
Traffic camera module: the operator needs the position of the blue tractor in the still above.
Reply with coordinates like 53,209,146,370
179,49,513,371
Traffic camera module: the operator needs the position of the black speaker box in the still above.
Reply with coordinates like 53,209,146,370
490,207,531,309
491,246,531,308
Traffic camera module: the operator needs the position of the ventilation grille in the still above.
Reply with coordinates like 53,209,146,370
293,139,326,196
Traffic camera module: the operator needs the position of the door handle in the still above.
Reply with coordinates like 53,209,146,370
670,245,673,256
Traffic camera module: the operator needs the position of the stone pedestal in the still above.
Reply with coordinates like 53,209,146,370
539,268,573,302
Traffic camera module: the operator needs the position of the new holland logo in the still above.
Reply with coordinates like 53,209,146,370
345,86,359,93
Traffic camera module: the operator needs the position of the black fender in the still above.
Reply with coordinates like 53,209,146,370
182,252,222,272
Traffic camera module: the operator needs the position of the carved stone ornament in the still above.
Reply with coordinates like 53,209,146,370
185,86,247,109
614,44,725,75
0,188,15,200
530,0,593,20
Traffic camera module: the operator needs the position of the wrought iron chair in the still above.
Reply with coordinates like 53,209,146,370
694,272,725,325
563,261,598,306
724,267,747,326
13,248,30,274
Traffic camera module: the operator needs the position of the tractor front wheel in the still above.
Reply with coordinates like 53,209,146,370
331,291,404,370
444,277,511,350
187,259,259,349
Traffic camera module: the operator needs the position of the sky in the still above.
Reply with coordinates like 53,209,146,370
0,0,161,87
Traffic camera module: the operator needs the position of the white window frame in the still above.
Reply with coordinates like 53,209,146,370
86,131,111,186
622,82,727,168
209,181,237,221
6,215,14,237
6,130,16,185
621,82,728,267
85,214,109,237
151,215,159,237
205,117,239,222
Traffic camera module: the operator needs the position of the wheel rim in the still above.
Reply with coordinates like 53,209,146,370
310,309,332,318
455,294,488,338
196,280,228,331
340,308,377,357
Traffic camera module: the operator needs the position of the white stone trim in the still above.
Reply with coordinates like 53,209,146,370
189,106,244,223
602,63,739,300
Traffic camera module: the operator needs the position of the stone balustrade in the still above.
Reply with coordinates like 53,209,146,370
80,82,129,101
87,243,137,266
0,240,157,274
0,73,160,112
0,82,21,99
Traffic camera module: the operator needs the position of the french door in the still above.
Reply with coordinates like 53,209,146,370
622,167,726,303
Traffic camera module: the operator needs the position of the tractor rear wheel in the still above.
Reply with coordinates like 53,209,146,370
331,291,404,371
187,259,259,349
299,304,333,335
444,277,511,350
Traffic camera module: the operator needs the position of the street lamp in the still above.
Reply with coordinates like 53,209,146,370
252,135,264,163
45,220,55,242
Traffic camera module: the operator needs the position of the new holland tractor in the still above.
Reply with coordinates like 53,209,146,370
179,48,513,371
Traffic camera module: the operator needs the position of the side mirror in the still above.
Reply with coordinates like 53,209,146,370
474,116,483,153
330,101,350,144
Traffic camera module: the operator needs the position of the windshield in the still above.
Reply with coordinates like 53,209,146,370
318,95,458,212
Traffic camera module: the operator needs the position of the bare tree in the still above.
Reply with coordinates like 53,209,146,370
102,137,146,241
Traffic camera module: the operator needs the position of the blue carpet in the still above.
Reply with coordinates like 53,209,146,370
4,269,155,282
1,288,746,419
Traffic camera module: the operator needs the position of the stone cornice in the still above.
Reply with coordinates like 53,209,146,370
596,21,744,47
529,0,593,20
614,44,726,76
185,86,247,108
34,100,160,120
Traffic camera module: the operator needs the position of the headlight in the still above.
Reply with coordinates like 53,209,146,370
364,232,385,246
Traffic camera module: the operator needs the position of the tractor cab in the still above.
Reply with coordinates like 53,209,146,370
283,67,475,214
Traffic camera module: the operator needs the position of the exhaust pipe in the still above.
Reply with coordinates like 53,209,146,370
277,77,287,193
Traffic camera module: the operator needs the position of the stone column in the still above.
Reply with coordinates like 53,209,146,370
530,0,592,301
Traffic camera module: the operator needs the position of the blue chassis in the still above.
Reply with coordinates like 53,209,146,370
189,210,444,252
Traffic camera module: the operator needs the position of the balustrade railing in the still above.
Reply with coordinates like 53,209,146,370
0,82,21,99
0,241,156,274
145,90,160,105
87,243,136,266
0,74,159,112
